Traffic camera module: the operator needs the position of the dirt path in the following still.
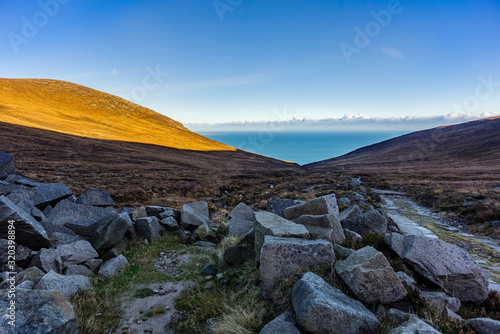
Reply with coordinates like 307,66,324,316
374,189,500,292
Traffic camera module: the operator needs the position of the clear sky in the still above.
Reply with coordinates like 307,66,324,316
1,0,500,131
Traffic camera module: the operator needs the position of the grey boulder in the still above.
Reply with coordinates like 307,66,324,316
254,211,309,261
341,209,388,235
32,183,73,208
57,240,98,268
181,201,210,227
0,195,50,250
136,216,160,243
292,272,380,334
98,254,130,280
226,202,254,222
419,291,460,313
466,318,500,334
335,246,407,304
91,212,129,255
0,289,78,334
266,198,304,218
15,266,45,285
284,194,339,220
29,248,63,273
260,236,334,299
35,270,91,299
387,317,442,334
76,187,115,206
386,233,489,304
260,311,300,334
293,214,345,244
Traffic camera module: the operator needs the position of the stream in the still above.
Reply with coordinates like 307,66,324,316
373,189,500,292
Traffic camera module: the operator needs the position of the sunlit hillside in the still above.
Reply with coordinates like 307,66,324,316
0,78,235,151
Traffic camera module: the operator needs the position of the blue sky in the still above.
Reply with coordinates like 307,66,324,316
1,0,500,131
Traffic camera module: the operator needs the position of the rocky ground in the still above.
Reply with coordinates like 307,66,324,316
1,150,500,334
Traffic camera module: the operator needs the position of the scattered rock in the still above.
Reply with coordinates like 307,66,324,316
65,264,94,276
195,223,217,243
292,272,380,334
17,280,36,289
98,254,130,280
84,258,103,274
159,208,182,222
396,271,418,292
160,216,179,233
341,209,388,235
15,266,45,285
419,291,460,313
0,289,78,334
102,238,128,261
181,201,210,227
29,248,63,273
15,244,33,268
226,202,254,222
260,311,300,334
293,214,345,243
57,240,99,268
284,194,339,220
260,236,334,299
386,308,413,325
228,218,254,237
344,228,363,242
201,264,219,276
224,244,253,266
385,233,489,304
0,195,51,250
35,270,91,299
76,187,115,206
0,152,15,180
336,246,407,304
91,212,129,255
32,182,73,208
266,198,304,218
333,244,355,258
254,211,309,261
339,205,363,222
387,317,441,334
466,318,500,334
136,216,160,243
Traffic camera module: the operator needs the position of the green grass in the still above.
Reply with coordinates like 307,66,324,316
72,235,205,334
143,305,167,318
134,288,154,298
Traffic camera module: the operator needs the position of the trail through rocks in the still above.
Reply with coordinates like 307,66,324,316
374,189,500,292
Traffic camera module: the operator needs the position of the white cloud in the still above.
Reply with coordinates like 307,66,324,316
165,73,268,93
380,47,403,59
186,112,500,132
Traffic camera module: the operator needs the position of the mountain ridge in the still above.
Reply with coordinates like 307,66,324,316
0,78,235,152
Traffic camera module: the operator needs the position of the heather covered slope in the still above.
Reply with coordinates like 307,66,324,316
0,78,234,151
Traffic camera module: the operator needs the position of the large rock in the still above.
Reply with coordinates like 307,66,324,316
387,317,441,334
254,211,309,261
91,212,129,255
385,233,489,304
195,223,217,243
0,289,78,334
35,270,91,299
284,194,339,220
76,187,115,206
293,214,345,244
341,209,388,235
65,264,94,276
260,311,300,334
45,200,111,237
0,196,50,250
267,198,303,218
29,248,63,273
339,204,362,222
136,216,160,243
227,202,255,237
32,183,73,208
419,291,460,313
98,254,130,280
57,240,99,268
181,201,210,227
159,216,179,233
292,272,380,334
260,236,334,299
335,246,407,304
15,266,45,285
0,152,15,179
466,318,500,334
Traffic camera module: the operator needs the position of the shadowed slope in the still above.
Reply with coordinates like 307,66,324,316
0,78,234,151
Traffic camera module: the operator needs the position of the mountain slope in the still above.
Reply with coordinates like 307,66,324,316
0,78,234,151
306,116,500,170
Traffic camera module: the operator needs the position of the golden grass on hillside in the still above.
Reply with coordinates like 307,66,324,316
0,78,235,152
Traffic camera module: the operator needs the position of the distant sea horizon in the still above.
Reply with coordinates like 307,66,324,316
201,131,408,165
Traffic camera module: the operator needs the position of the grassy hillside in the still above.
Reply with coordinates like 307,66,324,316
0,78,235,151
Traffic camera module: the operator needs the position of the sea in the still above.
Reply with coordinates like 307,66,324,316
201,131,408,165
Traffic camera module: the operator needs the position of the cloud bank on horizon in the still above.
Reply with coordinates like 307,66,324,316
187,112,500,132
